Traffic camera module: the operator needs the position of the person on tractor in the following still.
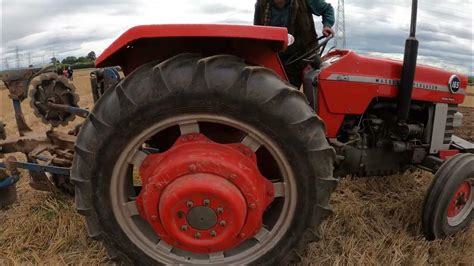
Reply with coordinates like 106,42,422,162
254,0,335,87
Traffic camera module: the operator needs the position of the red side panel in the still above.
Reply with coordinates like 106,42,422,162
96,24,288,78
439,150,460,160
317,50,468,137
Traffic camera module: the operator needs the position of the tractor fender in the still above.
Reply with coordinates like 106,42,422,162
96,24,289,80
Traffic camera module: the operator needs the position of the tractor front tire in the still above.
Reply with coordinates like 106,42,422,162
422,153,474,240
72,54,336,265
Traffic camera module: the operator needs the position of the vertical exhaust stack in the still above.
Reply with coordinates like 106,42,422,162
398,0,419,122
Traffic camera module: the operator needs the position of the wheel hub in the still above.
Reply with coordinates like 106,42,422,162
136,133,275,253
187,206,218,231
448,181,472,218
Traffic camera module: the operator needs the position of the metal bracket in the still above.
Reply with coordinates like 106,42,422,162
0,160,71,176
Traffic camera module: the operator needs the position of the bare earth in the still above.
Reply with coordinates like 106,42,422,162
0,69,472,265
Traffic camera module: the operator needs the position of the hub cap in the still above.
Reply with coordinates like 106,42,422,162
447,179,473,226
136,134,274,253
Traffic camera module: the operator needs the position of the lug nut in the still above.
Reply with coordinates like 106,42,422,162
217,207,224,214
210,230,217,237
230,174,237,179
239,233,247,238
219,220,226,227
194,232,201,239
151,215,158,221
248,203,256,210
181,225,188,232
203,199,210,206
186,201,194,208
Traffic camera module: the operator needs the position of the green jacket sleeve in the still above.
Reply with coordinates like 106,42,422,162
307,0,335,27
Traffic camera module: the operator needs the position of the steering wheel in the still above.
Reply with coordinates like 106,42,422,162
284,35,334,66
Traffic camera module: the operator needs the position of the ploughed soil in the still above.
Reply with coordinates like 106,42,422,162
0,69,473,265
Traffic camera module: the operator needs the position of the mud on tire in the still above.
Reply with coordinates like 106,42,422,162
71,54,337,265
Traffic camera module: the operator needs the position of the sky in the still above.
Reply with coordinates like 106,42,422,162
0,0,473,75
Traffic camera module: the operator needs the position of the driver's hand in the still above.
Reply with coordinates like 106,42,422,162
322,26,334,37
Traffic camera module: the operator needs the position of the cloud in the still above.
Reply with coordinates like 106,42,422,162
1,0,472,75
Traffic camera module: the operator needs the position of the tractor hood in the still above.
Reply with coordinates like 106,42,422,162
319,50,468,104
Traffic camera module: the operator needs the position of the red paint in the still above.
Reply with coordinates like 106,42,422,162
96,24,288,78
136,133,274,253
318,50,468,137
439,150,460,160
98,25,469,138
447,181,471,218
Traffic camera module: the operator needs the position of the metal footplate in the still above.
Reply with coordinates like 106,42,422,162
451,135,474,153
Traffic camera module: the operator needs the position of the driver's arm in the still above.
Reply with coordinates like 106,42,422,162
307,0,335,29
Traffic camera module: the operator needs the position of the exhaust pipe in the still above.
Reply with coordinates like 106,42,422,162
397,0,419,122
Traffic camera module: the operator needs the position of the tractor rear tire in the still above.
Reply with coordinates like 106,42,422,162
71,54,336,265
422,153,474,240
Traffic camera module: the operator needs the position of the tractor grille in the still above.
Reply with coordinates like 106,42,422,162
444,104,458,144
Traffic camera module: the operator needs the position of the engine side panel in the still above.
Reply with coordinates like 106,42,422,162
96,24,289,79
318,50,468,137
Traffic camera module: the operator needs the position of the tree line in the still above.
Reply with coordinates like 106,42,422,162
51,51,96,69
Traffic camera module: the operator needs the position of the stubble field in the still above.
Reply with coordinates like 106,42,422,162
0,69,472,265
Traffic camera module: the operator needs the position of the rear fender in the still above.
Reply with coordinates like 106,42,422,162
96,24,289,80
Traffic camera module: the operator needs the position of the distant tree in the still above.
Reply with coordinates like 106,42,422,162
469,76,474,85
62,56,78,65
87,51,97,61
77,56,89,63
51,57,58,64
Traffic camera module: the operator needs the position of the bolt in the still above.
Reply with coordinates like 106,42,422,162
186,201,194,208
217,207,224,214
151,215,158,221
248,203,256,210
188,164,197,172
194,232,201,239
239,233,247,238
181,225,188,232
210,231,217,237
229,174,237,179
203,199,210,206
219,220,227,227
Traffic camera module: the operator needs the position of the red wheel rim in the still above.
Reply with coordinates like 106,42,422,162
447,181,471,219
136,133,275,253
110,114,297,264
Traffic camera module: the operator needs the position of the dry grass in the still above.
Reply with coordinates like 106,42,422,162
1,69,473,265
0,187,108,265
307,171,474,265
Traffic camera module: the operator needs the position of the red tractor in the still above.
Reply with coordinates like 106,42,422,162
0,0,472,264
